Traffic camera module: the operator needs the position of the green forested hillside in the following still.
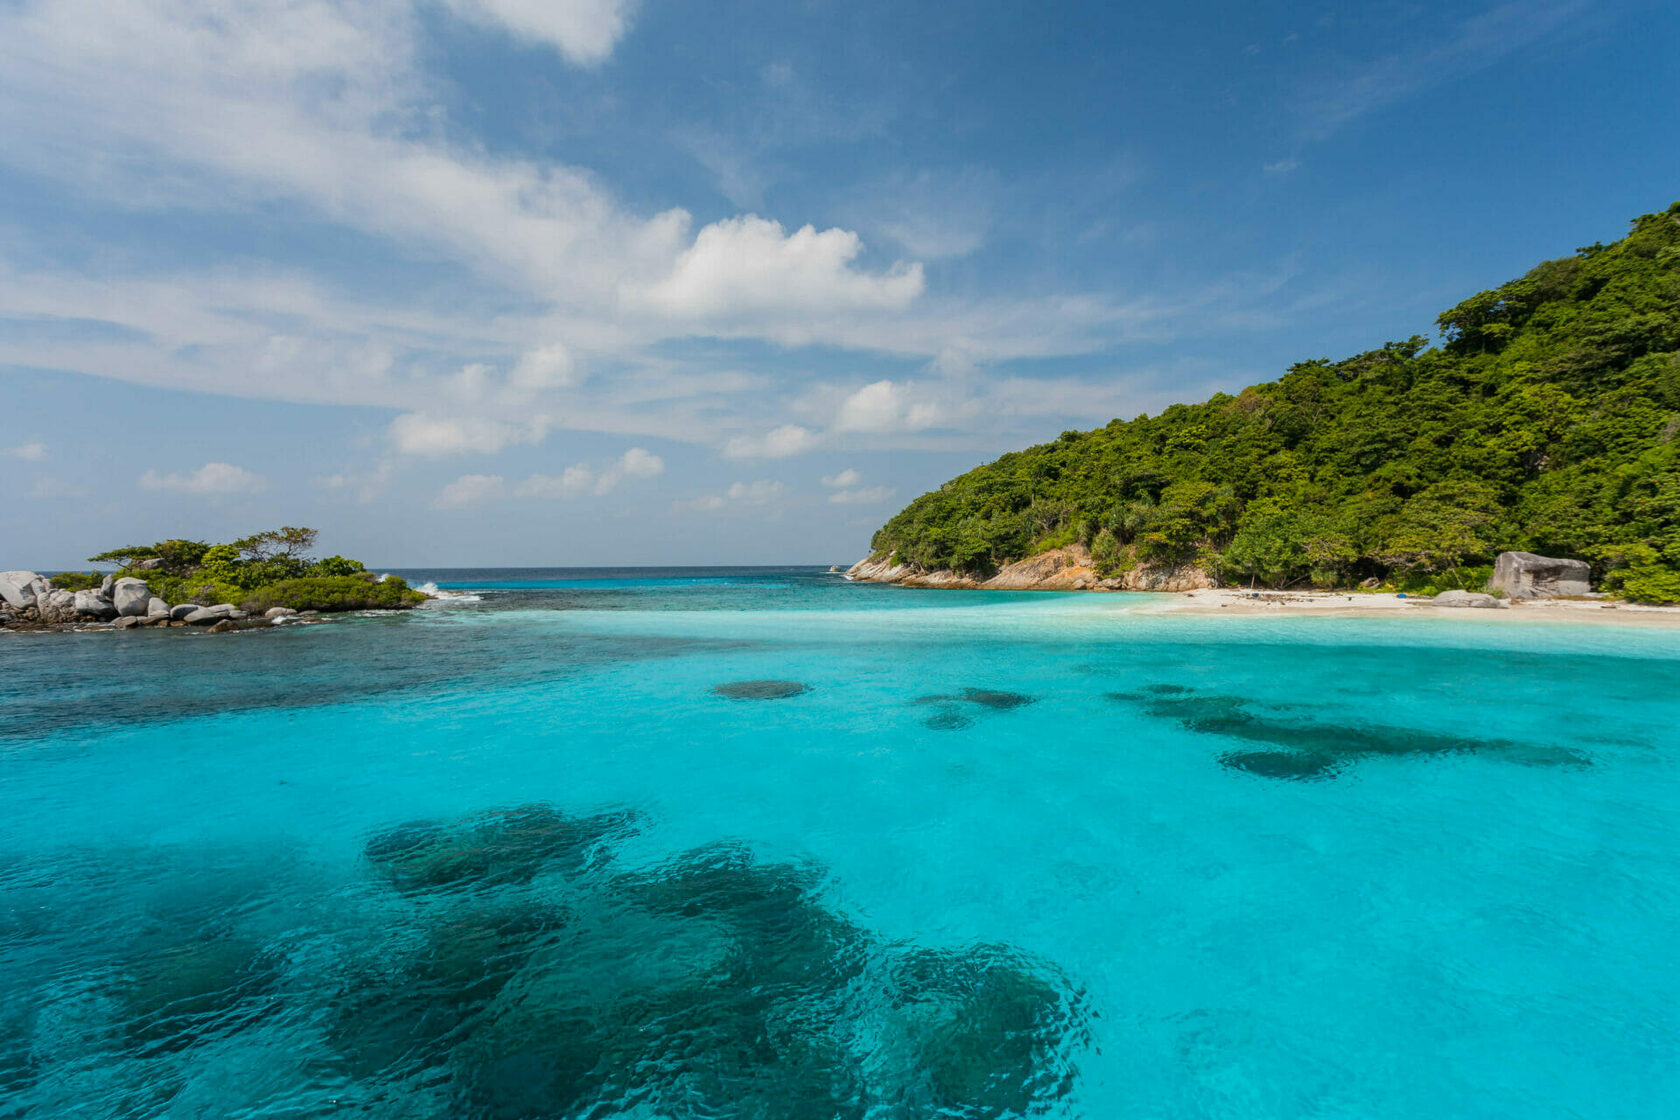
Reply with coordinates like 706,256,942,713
869,203,1680,601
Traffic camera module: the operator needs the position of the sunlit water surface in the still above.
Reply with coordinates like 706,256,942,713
3,567,1678,1118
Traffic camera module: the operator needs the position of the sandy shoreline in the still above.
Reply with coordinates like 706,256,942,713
1139,587,1680,626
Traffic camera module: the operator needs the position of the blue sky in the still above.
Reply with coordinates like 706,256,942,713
2,0,1677,568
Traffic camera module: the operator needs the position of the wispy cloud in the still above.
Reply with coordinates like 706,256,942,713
138,462,265,496
1293,1,1588,140
434,447,665,508
828,485,895,505
723,424,819,460
672,479,786,514
3,441,47,461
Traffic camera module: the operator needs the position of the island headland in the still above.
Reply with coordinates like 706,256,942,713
851,203,1680,608
1,527,427,633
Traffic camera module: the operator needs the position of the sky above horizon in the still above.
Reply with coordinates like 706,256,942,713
3,0,1678,568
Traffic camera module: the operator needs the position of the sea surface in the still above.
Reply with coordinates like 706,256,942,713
3,567,1678,1119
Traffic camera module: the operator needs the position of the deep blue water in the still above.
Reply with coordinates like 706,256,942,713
3,567,1678,1118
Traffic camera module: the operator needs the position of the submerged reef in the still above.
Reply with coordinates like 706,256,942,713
3,804,1087,1118
914,687,1036,730
362,804,642,892
1109,687,1591,780
712,679,811,700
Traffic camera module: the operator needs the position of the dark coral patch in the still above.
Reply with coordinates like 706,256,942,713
959,688,1034,710
121,938,277,1054
712,679,810,700
1219,750,1342,781
362,803,642,892
923,706,975,731
1108,691,1589,780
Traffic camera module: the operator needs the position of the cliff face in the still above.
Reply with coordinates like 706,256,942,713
845,545,1213,593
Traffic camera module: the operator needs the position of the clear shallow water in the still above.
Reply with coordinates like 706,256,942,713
3,567,1678,1118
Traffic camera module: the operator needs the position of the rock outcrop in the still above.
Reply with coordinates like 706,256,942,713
1434,589,1509,609
73,589,118,619
845,545,1214,593
0,572,174,629
1489,551,1592,599
0,570,47,610
112,577,152,617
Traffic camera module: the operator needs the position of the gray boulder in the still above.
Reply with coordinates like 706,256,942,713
114,616,146,630
100,574,115,597
169,603,199,620
73,589,118,619
206,619,239,634
133,557,165,571
112,577,152,617
37,589,77,623
0,570,44,610
184,603,237,624
147,597,170,618
265,606,297,619
1435,589,1507,609
1490,551,1591,599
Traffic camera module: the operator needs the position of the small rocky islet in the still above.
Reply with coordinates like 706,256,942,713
0,568,309,632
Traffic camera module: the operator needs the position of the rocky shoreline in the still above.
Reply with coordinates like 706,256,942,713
842,546,1664,614
1,569,316,634
846,544,1212,592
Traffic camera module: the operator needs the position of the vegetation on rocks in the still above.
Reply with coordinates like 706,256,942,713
88,527,425,613
868,203,1680,601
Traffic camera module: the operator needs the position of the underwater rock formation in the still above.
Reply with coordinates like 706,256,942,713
6,807,1087,1119
914,686,1036,729
1108,687,1590,780
361,803,642,891
120,938,278,1054
711,679,810,700
353,811,1086,1117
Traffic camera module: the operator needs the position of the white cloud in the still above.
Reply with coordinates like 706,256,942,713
728,479,784,504
515,465,597,499
434,473,506,509
509,343,580,391
672,478,784,514
138,461,265,495
722,424,818,460
514,447,664,498
0,0,1332,473
2,441,47,461
828,485,896,505
316,460,397,503
672,493,727,513
633,216,924,320
615,446,665,480
834,379,944,433
821,468,861,488
440,0,635,64
389,412,550,456
27,475,85,500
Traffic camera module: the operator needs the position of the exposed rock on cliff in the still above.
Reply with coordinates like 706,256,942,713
846,545,1213,593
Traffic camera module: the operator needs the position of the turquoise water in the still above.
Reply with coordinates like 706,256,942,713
3,567,1678,1118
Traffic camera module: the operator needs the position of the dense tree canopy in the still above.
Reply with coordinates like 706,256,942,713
868,203,1680,601
75,528,424,612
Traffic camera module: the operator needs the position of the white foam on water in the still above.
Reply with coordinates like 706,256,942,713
416,581,483,605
